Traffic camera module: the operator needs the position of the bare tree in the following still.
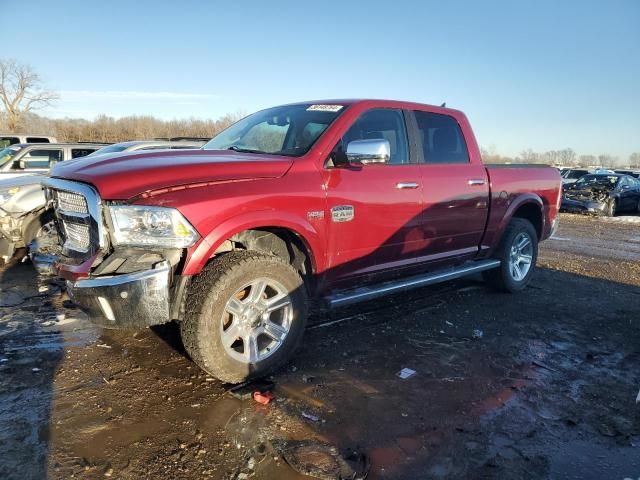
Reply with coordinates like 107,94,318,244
0,59,58,132
579,154,597,166
629,153,640,168
556,148,577,166
597,154,619,168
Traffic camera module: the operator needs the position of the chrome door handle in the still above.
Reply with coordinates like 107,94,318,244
467,179,486,186
396,182,419,189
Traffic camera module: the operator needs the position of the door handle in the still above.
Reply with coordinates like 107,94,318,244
396,182,419,189
467,179,486,186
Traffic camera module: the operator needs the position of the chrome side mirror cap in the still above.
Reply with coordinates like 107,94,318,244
346,139,390,165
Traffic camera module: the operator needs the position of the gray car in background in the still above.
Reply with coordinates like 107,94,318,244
0,143,106,180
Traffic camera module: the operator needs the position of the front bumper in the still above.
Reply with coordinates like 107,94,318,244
66,261,171,329
561,198,607,215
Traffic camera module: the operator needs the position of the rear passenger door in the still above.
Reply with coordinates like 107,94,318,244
410,110,489,266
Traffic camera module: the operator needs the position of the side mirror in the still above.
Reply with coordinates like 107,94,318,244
19,160,26,170
346,139,390,165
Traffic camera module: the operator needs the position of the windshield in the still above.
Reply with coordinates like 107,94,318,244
0,146,20,168
574,174,619,187
89,144,129,156
203,103,346,157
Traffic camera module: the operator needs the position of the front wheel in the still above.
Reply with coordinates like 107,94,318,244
483,218,538,293
180,251,308,384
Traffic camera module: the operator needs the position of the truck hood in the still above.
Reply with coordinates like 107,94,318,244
49,149,294,199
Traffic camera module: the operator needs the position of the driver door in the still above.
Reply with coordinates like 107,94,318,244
323,108,426,285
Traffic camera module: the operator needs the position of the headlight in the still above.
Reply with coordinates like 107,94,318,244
0,187,20,205
108,205,199,248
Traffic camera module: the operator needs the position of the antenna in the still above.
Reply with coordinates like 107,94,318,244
440,102,446,107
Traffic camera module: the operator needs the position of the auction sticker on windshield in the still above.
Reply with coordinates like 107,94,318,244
307,104,343,112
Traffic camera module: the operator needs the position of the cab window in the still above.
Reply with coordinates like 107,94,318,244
340,109,409,164
17,149,63,170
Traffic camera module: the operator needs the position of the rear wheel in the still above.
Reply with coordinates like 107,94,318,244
483,218,538,292
180,251,308,383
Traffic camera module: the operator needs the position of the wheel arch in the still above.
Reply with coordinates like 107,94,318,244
499,194,545,241
183,211,323,281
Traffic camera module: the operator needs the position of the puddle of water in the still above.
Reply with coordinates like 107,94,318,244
550,440,640,480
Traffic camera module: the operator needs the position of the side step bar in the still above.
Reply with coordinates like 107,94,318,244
325,259,501,309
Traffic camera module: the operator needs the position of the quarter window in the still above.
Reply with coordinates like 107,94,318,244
341,109,409,164
414,111,469,164
71,148,96,158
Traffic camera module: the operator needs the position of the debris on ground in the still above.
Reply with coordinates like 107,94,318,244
397,367,416,379
253,391,274,405
532,360,558,373
301,411,320,422
472,329,483,339
274,440,370,480
228,379,275,400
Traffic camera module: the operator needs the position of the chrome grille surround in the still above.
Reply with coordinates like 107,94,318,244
43,178,105,260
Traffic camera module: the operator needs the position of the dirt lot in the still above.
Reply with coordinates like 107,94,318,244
1,213,639,480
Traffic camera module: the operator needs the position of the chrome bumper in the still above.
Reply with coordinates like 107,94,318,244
66,261,171,329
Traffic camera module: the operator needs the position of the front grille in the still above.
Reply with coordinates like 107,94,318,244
56,190,88,214
63,222,91,252
45,179,103,261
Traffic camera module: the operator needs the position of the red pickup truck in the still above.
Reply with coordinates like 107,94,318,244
45,100,561,383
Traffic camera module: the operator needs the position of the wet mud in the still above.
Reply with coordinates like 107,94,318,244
1,213,639,479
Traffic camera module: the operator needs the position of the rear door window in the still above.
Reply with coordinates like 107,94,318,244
413,111,469,164
18,149,63,170
71,148,97,158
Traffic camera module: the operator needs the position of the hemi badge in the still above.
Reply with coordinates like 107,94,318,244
307,210,325,220
331,205,355,222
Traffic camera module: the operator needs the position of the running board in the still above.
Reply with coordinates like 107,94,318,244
325,259,501,309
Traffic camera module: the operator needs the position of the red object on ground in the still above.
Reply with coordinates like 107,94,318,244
253,391,275,405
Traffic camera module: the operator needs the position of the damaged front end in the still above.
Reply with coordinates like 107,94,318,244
561,184,612,215
44,178,197,329
0,207,25,261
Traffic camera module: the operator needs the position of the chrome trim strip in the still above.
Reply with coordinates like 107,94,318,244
468,179,486,186
326,259,501,308
70,261,170,288
396,182,419,189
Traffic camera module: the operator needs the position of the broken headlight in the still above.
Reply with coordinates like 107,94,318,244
108,205,200,248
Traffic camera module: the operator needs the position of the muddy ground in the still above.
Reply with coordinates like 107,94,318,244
1,213,639,480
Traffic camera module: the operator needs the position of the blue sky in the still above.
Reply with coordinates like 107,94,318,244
2,0,638,158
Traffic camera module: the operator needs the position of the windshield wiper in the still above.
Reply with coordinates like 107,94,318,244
227,145,266,154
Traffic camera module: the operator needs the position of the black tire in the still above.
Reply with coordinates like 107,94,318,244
606,198,617,217
23,211,55,248
482,218,538,293
180,250,308,383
